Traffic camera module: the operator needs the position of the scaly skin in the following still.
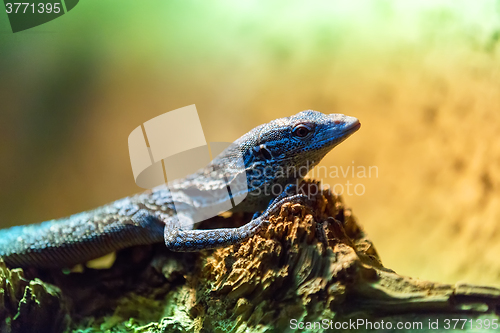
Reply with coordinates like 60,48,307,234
0,110,360,268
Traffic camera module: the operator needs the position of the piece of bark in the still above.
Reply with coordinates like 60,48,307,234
1,180,499,332
0,260,70,333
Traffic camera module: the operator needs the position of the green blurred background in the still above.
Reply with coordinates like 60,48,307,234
1,0,500,286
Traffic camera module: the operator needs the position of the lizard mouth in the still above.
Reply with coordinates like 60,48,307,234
342,121,361,135
284,119,361,156
315,119,361,148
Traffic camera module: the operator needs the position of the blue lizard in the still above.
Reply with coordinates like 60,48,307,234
0,110,360,268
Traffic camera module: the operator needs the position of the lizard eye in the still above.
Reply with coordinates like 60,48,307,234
292,124,312,138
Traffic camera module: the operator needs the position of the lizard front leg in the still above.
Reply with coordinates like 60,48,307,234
163,193,307,251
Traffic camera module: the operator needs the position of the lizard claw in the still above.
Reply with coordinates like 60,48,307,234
262,193,309,218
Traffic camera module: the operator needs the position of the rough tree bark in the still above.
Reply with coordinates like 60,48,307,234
0,180,499,332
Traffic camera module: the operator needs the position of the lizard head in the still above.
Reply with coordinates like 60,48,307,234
196,110,360,207
237,110,360,191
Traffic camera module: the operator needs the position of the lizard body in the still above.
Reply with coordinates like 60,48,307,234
0,110,360,268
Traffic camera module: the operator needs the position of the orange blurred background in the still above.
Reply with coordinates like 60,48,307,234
0,1,499,286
